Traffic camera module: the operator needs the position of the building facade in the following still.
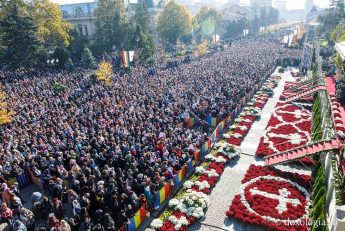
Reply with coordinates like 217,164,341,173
60,0,166,40
61,1,98,37
250,0,272,8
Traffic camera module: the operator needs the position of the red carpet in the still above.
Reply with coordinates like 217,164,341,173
325,76,345,126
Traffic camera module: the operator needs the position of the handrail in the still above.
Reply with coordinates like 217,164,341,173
283,85,327,102
291,78,324,91
265,138,340,160
264,139,332,159
270,129,328,150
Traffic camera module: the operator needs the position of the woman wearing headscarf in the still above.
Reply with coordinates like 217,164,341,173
1,183,11,205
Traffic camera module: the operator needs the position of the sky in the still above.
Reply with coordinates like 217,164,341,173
53,0,330,9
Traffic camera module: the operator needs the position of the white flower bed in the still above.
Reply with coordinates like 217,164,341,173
235,118,242,123
194,181,210,190
205,155,226,163
195,166,205,174
230,125,237,130
183,181,194,189
239,125,248,131
204,169,219,177
217,143,241,159
223,133,230,139
169,198,180,208
149,219,163,230
232,133,243,139
168,215,189,230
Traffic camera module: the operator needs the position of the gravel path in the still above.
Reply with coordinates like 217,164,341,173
189,69,297,231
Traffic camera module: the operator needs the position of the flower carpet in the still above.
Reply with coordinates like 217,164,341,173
255,80,313,164
256,101,312,157
226,165,311,231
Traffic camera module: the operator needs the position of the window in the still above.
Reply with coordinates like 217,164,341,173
85,25,89,36
77,24,83,36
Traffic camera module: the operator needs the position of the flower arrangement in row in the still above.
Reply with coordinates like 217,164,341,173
146,142,242,231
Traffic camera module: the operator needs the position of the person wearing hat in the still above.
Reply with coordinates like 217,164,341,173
1,203,13,226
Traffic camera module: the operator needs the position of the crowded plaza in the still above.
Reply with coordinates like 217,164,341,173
0,31,303,230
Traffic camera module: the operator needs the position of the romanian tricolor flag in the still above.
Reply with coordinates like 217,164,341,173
188,159,193,171
207,138,211,149
211,132,215,143
211,117,217,127
173,166,186,189
128,204,146,231
221,121,226,130
201,144,206,156
179,166,186,180
194,151,200,164
121,50,130,68
153,183,170,208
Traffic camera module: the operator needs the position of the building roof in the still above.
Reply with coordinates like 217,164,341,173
335,41,345,60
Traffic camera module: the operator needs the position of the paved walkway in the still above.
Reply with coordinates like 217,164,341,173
188,69,297,231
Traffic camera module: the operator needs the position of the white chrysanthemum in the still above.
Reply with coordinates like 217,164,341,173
205,154,215,161
150,219,163,229
232,133,242,138
195,166,205,174
169,198,180,208
215,156,226,163
183,181,194,189
223,133,230,139
194,180,210,190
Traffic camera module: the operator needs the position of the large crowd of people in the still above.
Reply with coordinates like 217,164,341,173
0,33,302,230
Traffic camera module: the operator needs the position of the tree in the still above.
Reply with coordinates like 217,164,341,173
267,7,279,26
65,58,74,72
95,60,113,85
251,15,260,33
133,5,150,35
53,46,70,69
331,24,345,42
196,40,208,56
94,0,126,52
81,47,96,69
225,19,245,39
156,0,192,44
69,28,90,59
0,84,12,125
318,1,344,38
0,1,40,69
27,0,72,48
194,6,222,42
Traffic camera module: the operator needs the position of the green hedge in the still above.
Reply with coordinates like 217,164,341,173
310,165,328,231
312,94,322,141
